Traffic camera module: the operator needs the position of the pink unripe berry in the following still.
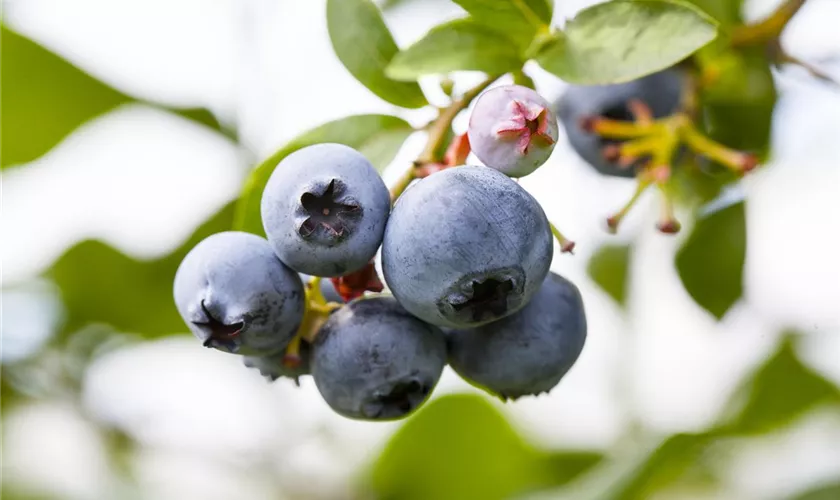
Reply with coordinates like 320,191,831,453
467,85,558,178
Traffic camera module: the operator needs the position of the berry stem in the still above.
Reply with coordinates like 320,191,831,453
680,121,757,173
308,276,326,304
581,116,660,139
627,99,654,125
390,76,499,203
655,185,681,234
612,136,664,159
283,334,303,367
772,41,840,88
730,0,807,48
389,166,416,204
607,179,652,233
417,76,498,165
282,278,341,364
549,222,576,254
593,112,757,176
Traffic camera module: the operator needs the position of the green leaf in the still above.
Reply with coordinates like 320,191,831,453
0,25,230,169
542,451,605,488
452,0,553,52
386,19,523,80
670,159,729,207
326,0,427,108
1,25,126,168
45,203,235,340
1,370,25,410
696,48,777,157
683,0,744,25
536,0,717,85
170,107,227,136
234,114,413,236
675,201,745,319
369,394,600,500
604,433,715,500
790,482,840,500
587,244,631,306
532,433,716,500
721,333,840,434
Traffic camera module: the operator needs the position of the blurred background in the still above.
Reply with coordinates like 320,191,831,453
2,0,840,499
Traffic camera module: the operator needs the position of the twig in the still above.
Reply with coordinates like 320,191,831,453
730,0,807,48
389,76,498,203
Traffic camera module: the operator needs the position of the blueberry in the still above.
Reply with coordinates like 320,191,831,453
382,166,552,328
311,296,446,420
299,273,345,303
242,340,310,384
468,84,558,178
173,231,305,355
556,69,684,177
261,143,390,277
446,272,586,400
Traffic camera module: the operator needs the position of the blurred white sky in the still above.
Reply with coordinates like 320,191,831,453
3,1,840,499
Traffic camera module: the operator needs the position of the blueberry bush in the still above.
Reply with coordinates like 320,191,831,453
4,1,840,499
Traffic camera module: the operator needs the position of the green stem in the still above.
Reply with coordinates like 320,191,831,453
607,180,652,233
680,120,756,172
776,48,840,88
730,0,807,47
416,76,497,164
390,76,499,202
389,167,416,204
549,222,576,253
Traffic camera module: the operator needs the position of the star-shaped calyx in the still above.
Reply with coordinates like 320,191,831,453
193,300,244,351
298,179,361,241
451,278,514,322
493,100,556,155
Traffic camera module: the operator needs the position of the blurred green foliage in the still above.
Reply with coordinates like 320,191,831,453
386,19,524,80
449,0,553,54
676,201,746,319
698,48,777,158
536,0,717,84
369,394,602,500
685,0,745,25
0,25,127,168
326,0,428,108
3,1,839,499
720,333,840,434
0,25,229,169
792,482,840,500
587,244,631,307
46,203,235,342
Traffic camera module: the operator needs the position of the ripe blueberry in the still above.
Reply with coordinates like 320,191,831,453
173,231,305,355
382,166,553,328
446,272,586,400
468,84,558,178
261,143,390,277
311,296,446,420
556,69,684,177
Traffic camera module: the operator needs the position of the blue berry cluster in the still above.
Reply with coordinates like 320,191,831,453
174,85,587,421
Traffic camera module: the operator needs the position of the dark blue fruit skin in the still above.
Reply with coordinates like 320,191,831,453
311,296,447,421
556,69,684,178
173,231,305,356
382,165,553,329
446,272,587,400
261,143,390,277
